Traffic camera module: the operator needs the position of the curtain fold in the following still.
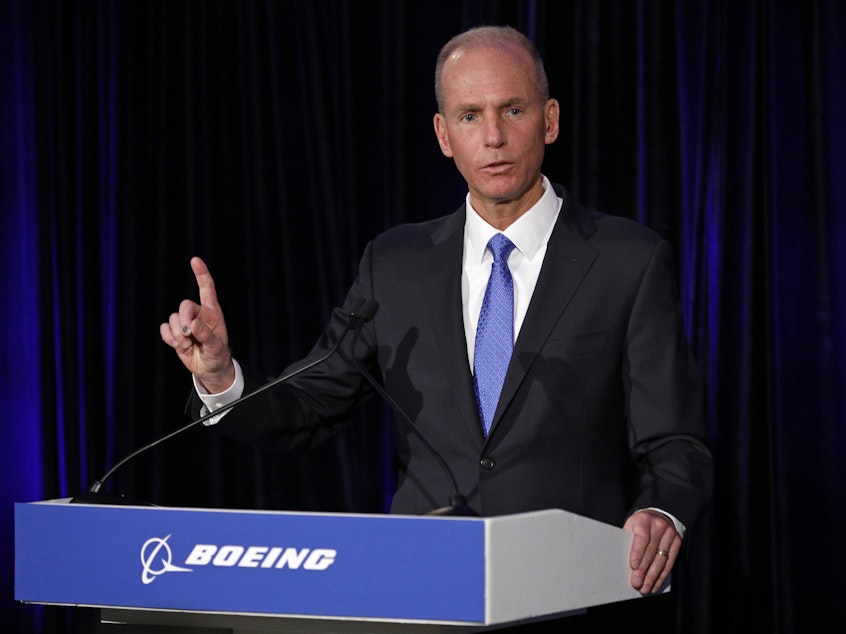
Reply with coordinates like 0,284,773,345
3,1,844,632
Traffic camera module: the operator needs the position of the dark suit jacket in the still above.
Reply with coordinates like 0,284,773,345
218,184,713,531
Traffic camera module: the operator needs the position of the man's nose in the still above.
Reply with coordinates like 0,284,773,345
484,118,506,147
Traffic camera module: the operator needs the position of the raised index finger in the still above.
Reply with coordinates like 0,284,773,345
190,256,219,309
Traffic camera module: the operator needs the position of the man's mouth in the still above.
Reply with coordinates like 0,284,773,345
482,161,513,173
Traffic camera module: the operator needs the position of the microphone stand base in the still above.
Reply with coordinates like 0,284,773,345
69,491,156,506
426,504,478,517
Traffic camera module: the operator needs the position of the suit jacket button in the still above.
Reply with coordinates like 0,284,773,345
480,457,495,470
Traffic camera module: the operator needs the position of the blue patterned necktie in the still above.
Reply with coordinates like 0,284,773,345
473,233,517,437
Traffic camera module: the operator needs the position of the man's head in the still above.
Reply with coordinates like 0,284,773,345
433,26,560,227
434,26,549,114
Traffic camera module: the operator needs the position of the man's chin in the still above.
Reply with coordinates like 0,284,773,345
472,182,537,208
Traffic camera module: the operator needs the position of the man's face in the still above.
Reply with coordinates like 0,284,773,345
433,42,559,222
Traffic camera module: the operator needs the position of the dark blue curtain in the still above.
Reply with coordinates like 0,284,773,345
3,1,844,632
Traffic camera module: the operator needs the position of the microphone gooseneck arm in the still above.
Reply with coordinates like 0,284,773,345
346,321,476,517
88,299,377,495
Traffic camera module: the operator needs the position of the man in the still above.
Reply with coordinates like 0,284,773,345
161,25,712,619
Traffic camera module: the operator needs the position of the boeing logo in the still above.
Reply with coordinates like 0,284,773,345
140,536,337,584
140,535,192,585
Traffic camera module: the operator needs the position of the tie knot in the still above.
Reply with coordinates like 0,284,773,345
487,233,516,263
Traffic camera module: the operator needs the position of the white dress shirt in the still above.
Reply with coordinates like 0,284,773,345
462,175,561,367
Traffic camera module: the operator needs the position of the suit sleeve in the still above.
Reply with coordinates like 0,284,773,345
623,240,714,531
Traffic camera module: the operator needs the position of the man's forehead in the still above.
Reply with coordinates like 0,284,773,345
440,44,537,105
446,40,527,65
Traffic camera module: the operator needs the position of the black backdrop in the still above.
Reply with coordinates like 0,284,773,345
3,1,845,632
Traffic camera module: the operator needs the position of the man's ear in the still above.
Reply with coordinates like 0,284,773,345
433,113,454,157
544,98,560,145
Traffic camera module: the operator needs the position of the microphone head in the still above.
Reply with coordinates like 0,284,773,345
352,299,379,320
348,299,379,329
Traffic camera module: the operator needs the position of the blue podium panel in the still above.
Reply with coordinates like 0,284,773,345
15,501,486,624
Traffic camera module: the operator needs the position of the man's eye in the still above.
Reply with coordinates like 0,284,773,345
462,114,476,122
508,108,522,116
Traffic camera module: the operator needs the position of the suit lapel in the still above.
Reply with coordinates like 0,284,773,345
489,192,599,438
418,207,486,448
411,190,600,445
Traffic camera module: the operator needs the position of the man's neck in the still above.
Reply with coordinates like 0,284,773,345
469,179,545,230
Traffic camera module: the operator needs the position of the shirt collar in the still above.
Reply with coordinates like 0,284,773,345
465,175,562,263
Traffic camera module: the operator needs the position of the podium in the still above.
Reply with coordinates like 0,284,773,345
15,499,655,632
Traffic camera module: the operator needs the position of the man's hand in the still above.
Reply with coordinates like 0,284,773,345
623,509,681,595
160,257,235,393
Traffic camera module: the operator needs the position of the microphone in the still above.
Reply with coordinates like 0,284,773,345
73,299,379,504
345,305,477,517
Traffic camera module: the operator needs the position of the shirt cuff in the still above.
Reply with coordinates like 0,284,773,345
640,507,687,538
193,359,245,426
